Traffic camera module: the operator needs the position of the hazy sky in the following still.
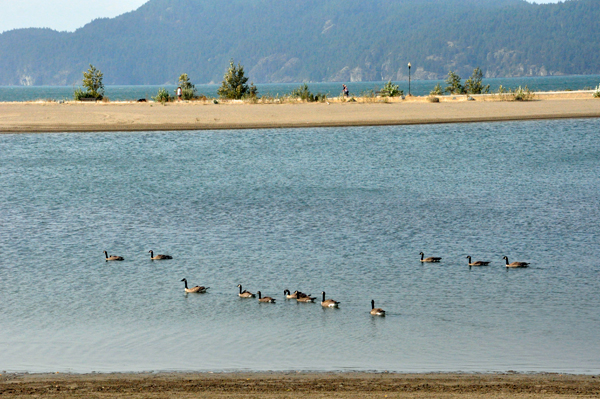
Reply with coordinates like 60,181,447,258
0,0,564,34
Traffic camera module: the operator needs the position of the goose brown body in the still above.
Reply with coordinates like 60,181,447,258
420,252,442,262
370,300,385,316
296,295,316,303
503,256,529,268
284,289,311,299
103,251,124,261
148,250,172,260
321,292,340,308
237,284,255,298
466,256,490,266
181,278,208,293
257,291,276,303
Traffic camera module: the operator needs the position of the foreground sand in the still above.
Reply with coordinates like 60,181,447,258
1,372,599,398
0,93,599,133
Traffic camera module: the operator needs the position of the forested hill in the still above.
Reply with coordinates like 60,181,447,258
1,0,598,85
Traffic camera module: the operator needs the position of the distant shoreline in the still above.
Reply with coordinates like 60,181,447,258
1,372,598,398
0,91,599,133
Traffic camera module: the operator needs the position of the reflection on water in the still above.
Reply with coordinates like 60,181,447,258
0,119,599,373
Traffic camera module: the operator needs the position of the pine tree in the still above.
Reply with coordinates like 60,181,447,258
217,60,257,99
82,64,104,99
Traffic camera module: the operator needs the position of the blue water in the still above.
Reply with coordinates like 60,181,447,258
0,75,599,102
0,119,599,374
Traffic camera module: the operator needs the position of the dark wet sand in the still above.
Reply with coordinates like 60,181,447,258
1,372,599,398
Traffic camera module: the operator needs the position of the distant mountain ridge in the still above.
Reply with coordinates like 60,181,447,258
0,0,598,86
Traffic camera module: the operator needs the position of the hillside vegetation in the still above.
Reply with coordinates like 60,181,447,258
0,0,598,85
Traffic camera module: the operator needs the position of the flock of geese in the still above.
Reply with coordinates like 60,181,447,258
103,250,530,318
419,252,530,269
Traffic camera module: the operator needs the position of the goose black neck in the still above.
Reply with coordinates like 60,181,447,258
104,251,108,259
239,285,243,294
322,292,326,302
371,300,375,309
183,279,188,289
284,289,289,295
258,291,262,299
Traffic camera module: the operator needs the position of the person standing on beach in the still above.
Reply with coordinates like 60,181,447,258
342,84,349,97
176,86,182,101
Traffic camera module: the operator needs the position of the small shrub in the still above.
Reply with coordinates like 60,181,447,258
593,85,600,98
360,89,377,102
380,81,403,97
73,87,87,101
427,96,440,103
152,88,171,103
430,83,443,96
290,83,312,101
181,87,196,101
512,85,535,101
290,84,326,102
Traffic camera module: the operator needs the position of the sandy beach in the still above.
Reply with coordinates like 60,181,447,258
1,372,599,398
0,92,599,133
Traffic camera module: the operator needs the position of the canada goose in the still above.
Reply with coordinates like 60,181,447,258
466,256,490,267
502,256,529,268
180,278,209,293
284,289,297,299
148,250,172,260
237,284,255,298
370,300,385,316
257,291,276,303
284,289,310,299
103,251,124,261
296,295,316,303
420,252,442,262
321,292,340,308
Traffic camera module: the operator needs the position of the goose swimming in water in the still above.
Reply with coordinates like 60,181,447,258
466,256,490,268
181,278,209,293
420,252,442,262
502,256,529,268
370,300,385,316
321,292,340,308
103,251,124,261
148,250,172,260
237,284,255,298
257,291,276,303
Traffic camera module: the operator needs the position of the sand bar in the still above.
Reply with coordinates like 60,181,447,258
0,94,599,133
1,372,599,398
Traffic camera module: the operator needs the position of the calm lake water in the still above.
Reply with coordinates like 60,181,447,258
0,75,599,102
1,119,599,374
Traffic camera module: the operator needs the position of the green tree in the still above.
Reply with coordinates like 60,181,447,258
464,67,490,94
380,80,403,97
430,83,444,96
178,73,197,100
82,64,104,99
178,73,194,90
444,71,464,95
217,60,257,99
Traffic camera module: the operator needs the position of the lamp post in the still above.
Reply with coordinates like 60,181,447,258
408,62,411,96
